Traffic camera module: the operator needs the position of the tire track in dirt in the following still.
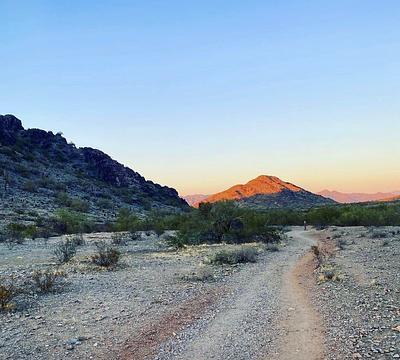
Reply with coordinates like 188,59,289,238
119,289,224,360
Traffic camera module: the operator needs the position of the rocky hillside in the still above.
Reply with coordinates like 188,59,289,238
318,189,400,203
0,114,188,227
193,175,335,209
183,194,208,207
379,194,400,202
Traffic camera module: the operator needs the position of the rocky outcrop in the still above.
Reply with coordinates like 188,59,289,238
0,114,188,216
0,114,24,145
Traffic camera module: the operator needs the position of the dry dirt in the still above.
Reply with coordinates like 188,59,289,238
1,227,399,359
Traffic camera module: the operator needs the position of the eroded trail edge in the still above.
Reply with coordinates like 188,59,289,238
272,230,325,360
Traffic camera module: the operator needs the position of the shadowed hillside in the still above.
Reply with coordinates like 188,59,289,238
0,114,188,229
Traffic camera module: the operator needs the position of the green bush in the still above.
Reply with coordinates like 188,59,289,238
113,208,140,232
5,223,26,246
52,209,94,234
69,198,90,212
55,192,89,212
165,233,186,250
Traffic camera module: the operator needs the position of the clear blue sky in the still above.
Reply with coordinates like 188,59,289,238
1,1,400,195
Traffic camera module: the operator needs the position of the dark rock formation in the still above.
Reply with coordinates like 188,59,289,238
0,114,188,220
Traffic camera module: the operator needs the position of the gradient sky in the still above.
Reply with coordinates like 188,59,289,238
1,1,400,195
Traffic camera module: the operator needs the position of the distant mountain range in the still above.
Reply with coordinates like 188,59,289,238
182,194,208,207
184,175,335,209
0,114,188,227
317,190,400,203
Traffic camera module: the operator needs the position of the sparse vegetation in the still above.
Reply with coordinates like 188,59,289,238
210,247,258,265
31,269,66,293
265,243,280,252
182,266,214,282
91,242,120,268
4,223,26,247
370,229,388,239
318,266,342,282
71,234,85,246
165,234,186,250
130,231,141,241
52,209,94,234
53,239,77,263
0,277,18,311
111,233,127,246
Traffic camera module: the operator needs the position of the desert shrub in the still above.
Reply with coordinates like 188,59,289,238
251,227,282,243
211,247,258,265
31,270,66,293
130,231,141,241
22,180,38,193
265,243,280,252
91,242,120,267
24,225,38,240
111,233,127,246
5,223,26,247
165,233,186,250
69,198,90,212
15,164,30,177
52,209,94,234
37,227,52,242
71,234,85,246
0,277,18,311
97,198,113,210
114,208,140,232
381,239,390,247
370,229,388,238
318,267,341,282
322,269,335,280
182,266,214,282
56,191,71,206
53,239,77,263
37,176,60,190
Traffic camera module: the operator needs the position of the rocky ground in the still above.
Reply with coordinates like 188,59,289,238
0,227,399,360
311,226,400,359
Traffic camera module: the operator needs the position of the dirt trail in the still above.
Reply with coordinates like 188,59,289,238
153,228,325,360
271,230,325,360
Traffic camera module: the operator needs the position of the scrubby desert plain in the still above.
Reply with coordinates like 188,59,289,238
1,226,399,360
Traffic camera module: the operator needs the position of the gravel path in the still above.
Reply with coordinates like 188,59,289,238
154,228,319,360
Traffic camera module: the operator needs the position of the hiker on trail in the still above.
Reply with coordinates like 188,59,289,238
304,220,307,231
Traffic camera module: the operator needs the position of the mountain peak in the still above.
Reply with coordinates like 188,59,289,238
246,175,303,192
192,175,327,208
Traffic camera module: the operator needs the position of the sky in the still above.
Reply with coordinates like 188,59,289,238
1,1,400,195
